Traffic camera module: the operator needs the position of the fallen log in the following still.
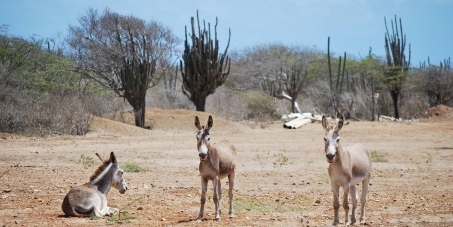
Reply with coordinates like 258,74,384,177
287,118,312,129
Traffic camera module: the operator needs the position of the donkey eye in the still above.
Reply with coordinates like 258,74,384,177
324,138,327,142
336,138,340,143
207,137,210,141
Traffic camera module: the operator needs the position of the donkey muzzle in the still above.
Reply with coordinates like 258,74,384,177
326,154,335,163
199,153,207,161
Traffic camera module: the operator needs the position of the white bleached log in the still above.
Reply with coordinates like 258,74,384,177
287,118,312,129
284,117,313,129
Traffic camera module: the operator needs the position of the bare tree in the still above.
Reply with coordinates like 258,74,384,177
419,57,453,106
180,11,231,112
67,8,179,127
384,15,411,119
261,63,309,113
229,43,299,91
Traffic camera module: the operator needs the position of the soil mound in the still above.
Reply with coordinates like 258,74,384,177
88,108,245,136
427,104,453,119
88,116,149,137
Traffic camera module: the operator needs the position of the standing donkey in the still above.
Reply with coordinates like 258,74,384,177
194,115,236,221
321,116,372,226
62,152,128,217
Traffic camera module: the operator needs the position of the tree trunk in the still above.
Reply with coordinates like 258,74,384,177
390,90,400,119
194,97,206,112
291,99,296,114
131,96,146,128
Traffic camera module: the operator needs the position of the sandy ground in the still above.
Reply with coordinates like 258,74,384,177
1,108,452,227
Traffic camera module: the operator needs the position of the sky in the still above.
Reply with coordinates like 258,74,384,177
1,0,452,67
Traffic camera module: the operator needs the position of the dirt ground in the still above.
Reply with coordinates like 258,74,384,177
1,108,452,227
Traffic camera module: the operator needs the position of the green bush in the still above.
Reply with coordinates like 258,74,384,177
121,163,147,173
240,90,277,121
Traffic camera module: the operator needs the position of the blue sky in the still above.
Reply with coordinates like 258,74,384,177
1,0,452,66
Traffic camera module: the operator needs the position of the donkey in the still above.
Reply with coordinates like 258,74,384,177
321,116,372,226
62,152,128,217
194,115,236,221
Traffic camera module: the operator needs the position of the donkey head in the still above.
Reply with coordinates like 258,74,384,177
194,115,213,161
109,152,128,194
322,116,344,163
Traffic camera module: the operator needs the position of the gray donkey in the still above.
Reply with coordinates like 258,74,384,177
322,116,372,225
194,115,236,221
61,152,128,217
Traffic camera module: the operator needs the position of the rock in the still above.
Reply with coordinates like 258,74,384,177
137,207,143,210
161,218,166,221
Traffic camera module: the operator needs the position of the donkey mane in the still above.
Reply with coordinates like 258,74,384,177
89,160,112,182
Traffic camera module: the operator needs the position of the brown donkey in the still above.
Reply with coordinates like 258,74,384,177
322,116,372,226
194,115,236,221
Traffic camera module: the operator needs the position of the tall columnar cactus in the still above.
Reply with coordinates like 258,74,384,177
327,37,348,118
180,11,231,112
384,15,411,119
163,66,178,103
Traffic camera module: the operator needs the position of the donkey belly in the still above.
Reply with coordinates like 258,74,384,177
350,174,368,185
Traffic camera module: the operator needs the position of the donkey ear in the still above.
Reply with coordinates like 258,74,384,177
206,115,213,130
334,117,344,132
109,152,117,164
194,116,202,130
321,116,330,132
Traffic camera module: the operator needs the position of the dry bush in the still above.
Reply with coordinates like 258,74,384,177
0,87,127,136
146,85,282,122
146,86,195,111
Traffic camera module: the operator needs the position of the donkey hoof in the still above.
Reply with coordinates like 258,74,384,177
229,214,234,219
215,217,221,221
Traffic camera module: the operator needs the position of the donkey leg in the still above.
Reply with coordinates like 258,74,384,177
212,178,221,221
342,183,350,225
331,183,340,226
349,185,358,225
228,172,235,219
360,177,370,225
89,195,104,217
197,178,208,220
218,179,222,215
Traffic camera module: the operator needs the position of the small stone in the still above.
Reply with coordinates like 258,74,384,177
137,207,143,210
161,218,166,221
3,189,11,193
315,199,321,204
15,220,21,224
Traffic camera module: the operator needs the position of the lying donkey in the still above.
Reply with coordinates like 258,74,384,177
62,152,128,217
194,115,236,221
322,116,372,226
